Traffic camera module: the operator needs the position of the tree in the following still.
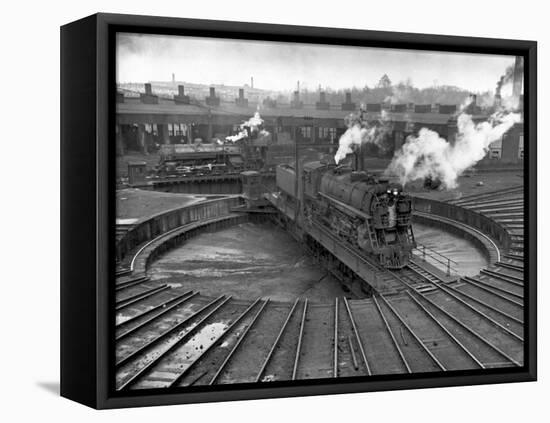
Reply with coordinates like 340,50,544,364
377,74,392,89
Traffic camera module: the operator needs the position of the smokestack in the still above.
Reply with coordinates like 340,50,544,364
239,88,244,99
294,91,299,102
513,56,523,99
206,86,220,106
251,76,254,89
172,73,175,84
494,93,502,108
174,85,190,105
345,92,351,103
354,145,364,172
140,83,158,104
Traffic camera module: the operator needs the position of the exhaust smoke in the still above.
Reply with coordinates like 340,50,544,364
334,109,392,164
386,111,520,189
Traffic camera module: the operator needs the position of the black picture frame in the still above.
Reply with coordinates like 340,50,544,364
61,12,537,409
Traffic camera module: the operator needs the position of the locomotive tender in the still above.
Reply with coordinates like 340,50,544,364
277,159,416,269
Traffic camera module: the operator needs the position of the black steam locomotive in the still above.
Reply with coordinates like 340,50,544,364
277,159,416,269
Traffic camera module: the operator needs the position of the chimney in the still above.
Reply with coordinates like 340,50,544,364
291,90,303,109
174,85,190,105
353,144,365,172
494,93,502,109
235,88,248,107
205,86,220,106
512,56,523,99
316,91,330,110
251,76,254,89
342,92,356,111
140,83,158,104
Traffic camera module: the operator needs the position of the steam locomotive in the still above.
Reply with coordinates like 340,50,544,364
155,122,294,177
277,158,416,269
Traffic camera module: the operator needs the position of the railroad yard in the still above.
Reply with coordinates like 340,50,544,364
112,42,526,392
114,170,525,390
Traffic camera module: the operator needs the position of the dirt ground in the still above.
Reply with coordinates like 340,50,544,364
116,189,206,220
148,221,349,303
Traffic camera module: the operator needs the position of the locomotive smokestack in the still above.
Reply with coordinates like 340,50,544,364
353,144,365,172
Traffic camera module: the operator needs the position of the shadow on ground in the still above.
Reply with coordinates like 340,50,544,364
36,381,60,396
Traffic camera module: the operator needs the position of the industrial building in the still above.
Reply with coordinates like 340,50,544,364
116,83,524,164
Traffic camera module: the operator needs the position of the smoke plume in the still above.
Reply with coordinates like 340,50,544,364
386,111,520,189
334,109,392,163
225,111,269,142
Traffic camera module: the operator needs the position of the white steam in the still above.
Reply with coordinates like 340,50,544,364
334,110,391,164
225,111,268,143
386,111,520,189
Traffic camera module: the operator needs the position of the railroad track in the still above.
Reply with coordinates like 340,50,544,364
112,186,525,390
113,253,524,390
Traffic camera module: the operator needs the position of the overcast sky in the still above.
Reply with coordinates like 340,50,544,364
116,33,516,93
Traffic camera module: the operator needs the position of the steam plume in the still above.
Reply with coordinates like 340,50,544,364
386,111,520,189
334,109,392,164
225,111,269,142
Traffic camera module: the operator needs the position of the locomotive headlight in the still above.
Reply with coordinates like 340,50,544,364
393,189,398,196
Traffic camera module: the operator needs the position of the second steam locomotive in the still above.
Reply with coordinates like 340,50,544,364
276,158,416,269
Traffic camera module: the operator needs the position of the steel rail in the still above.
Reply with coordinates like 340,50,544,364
115,285,170,311
117,296,231,391
168,298,262,388
496,261,524,272
116,291,197,341
481,269,524,285
388,272,522,366
405,291,484,369
115,275,150,291
333,298,339,378
343,297,371,376
116,268,132,277
209,299,270,385
404,288,521,367
502,254,523,262
377,294,446,371
255,298,301,383
406,265,524,342
116,295,225,368
372,295,411,373
450,186,523,205
348,336,359,370
292,299,309,380
445,284,524,325
462,276,523,301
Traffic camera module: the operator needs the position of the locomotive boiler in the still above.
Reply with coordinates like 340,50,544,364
277,159,416,269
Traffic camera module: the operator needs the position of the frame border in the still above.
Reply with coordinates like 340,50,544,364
61,12,537,409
